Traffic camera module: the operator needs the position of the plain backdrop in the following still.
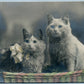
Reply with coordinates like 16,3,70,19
0,2,84,49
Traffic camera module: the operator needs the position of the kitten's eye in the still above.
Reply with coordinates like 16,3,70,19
25,40,29,43
58,25,62,28
33,40,37,43
50,25,55,28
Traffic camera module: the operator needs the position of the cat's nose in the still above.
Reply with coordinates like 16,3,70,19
28,45,31,48
54,28,58,32
54,28,59,34
54,28,58,31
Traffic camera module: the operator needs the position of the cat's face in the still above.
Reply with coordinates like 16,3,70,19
22,29,45,53
24,35,40,52
46,15,71,39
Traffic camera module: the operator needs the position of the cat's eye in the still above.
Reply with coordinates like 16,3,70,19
58,25,62,28
50,25,55,28
33,40,37,43
25,40,29,43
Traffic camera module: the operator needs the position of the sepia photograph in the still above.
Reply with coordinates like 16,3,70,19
0,0,84,83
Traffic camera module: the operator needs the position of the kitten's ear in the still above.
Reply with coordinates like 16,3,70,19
62,16,70,25
47,14,54,24
22,28,30,41
38,29,43,40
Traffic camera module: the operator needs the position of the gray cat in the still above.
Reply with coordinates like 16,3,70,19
21,29,46,73
46,15,84,72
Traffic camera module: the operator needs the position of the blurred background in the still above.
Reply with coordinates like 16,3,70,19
0,2,84,48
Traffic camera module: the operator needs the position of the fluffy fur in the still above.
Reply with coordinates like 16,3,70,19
21,29,46,73
46,15,84,72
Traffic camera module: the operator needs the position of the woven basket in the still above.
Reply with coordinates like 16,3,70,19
2,70,84,83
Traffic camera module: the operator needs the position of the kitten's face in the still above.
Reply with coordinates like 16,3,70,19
24,35,40,52
46,15,71,39
22,29,45,54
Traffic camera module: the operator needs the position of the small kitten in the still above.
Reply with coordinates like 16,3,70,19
46,15,84,72
21,29,46,73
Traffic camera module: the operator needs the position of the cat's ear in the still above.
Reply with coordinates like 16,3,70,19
22,28,30,41
38,29,43,40
62,16,70,25
47,14,54,24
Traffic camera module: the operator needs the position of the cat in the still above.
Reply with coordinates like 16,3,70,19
46,15,84,72
0,28,46,73
21,28,46,73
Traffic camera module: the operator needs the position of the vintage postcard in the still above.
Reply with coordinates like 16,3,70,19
0,0,84,83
